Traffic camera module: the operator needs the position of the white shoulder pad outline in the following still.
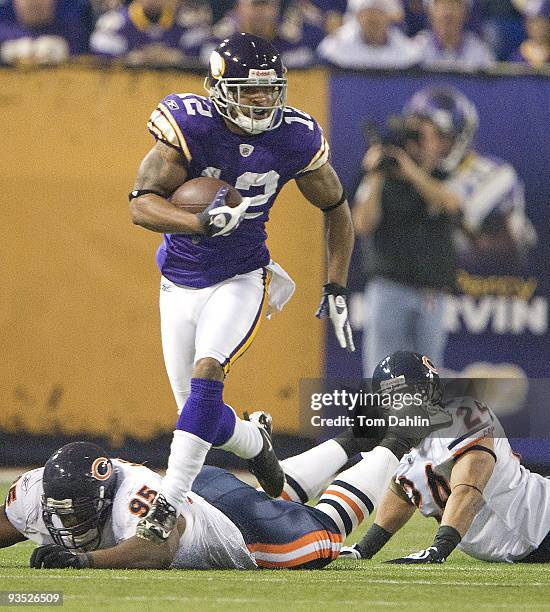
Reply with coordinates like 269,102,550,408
147,95,196,163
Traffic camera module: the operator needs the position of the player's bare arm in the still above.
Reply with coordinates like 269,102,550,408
297,162,355,351
130,141,204,235
340,482,415,559
0,506,26,548
442,437,496,537
85,516,185,569
376,482,417,534
296,162,354,286
388,437,496,564
31,517,185,570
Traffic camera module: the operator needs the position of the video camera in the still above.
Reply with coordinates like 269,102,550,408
362,115,421,172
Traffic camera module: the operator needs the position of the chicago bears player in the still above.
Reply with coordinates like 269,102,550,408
339,351,550,564
3,428,410,570
129,32,355,543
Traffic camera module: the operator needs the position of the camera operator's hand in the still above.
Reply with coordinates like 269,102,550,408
383,145,460,215
362,145,386,174
382,145,421,181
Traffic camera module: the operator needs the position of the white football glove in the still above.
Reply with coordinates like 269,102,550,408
315,283,355,352
198,187,251,237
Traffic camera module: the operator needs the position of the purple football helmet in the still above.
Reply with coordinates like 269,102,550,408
205,33,288,135
403,86,479,172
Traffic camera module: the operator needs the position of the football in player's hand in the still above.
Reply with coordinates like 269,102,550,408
170,177,242,214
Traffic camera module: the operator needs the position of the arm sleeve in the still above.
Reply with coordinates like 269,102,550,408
286,110,330,177
4,469,49,544
446,399,495,459
147,95,194,164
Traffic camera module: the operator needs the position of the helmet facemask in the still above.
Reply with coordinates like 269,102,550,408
206,71,287,135
42,490,112,551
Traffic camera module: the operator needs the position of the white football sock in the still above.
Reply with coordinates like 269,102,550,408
281,439,349,503
316,446,398,538
160,430,212,511
216,410,263,459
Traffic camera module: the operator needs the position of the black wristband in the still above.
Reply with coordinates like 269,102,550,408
455,445,497,463
452,482,483,495
432,525,461,559
323,282,348,296
320,190,346,213
356,523,393,559
128,189,167,201
379,435,412,461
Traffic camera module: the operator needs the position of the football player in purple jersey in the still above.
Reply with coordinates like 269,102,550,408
129,32,355,543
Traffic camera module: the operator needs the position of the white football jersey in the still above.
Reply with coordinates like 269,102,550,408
445,152,535,246
394,397,550,562
4,460,256,570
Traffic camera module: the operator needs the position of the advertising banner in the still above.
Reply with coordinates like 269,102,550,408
326,71,550,462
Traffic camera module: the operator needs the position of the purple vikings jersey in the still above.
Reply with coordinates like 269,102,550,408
147,95,329,288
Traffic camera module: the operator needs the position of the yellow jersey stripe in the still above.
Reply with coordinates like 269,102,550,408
148,111,180,149
157,103,192,163
297,136,329,175
147,120,166,142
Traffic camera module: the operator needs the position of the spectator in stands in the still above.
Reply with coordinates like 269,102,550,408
296,0,348,34
402,0,428,35
204,0,324,68
477,0,524,61
414,0,496,70
0,0,90,65
510,0,550,66
90,0,212,67
317,0,421,69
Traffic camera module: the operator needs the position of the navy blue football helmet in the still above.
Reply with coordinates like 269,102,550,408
205,32,288,135
372,351,443,412
42,442,117,551
403,86,478,172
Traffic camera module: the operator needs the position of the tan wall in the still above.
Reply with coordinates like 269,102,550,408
0,67,327,443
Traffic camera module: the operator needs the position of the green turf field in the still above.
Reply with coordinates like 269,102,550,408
1,484,550,611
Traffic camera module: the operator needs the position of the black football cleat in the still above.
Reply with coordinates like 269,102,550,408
244,411,285,498
136,494,177,544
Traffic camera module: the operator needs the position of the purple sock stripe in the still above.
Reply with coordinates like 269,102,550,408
190,377,224,398
222,268,269,369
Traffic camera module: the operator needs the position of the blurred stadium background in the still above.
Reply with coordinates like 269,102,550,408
1,0,550,472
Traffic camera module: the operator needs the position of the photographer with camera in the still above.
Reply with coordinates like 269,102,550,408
353,106,460,376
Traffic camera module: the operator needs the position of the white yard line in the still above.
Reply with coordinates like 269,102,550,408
0,574,547,588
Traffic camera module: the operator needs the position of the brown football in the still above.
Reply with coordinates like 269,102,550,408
169,177,242,214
